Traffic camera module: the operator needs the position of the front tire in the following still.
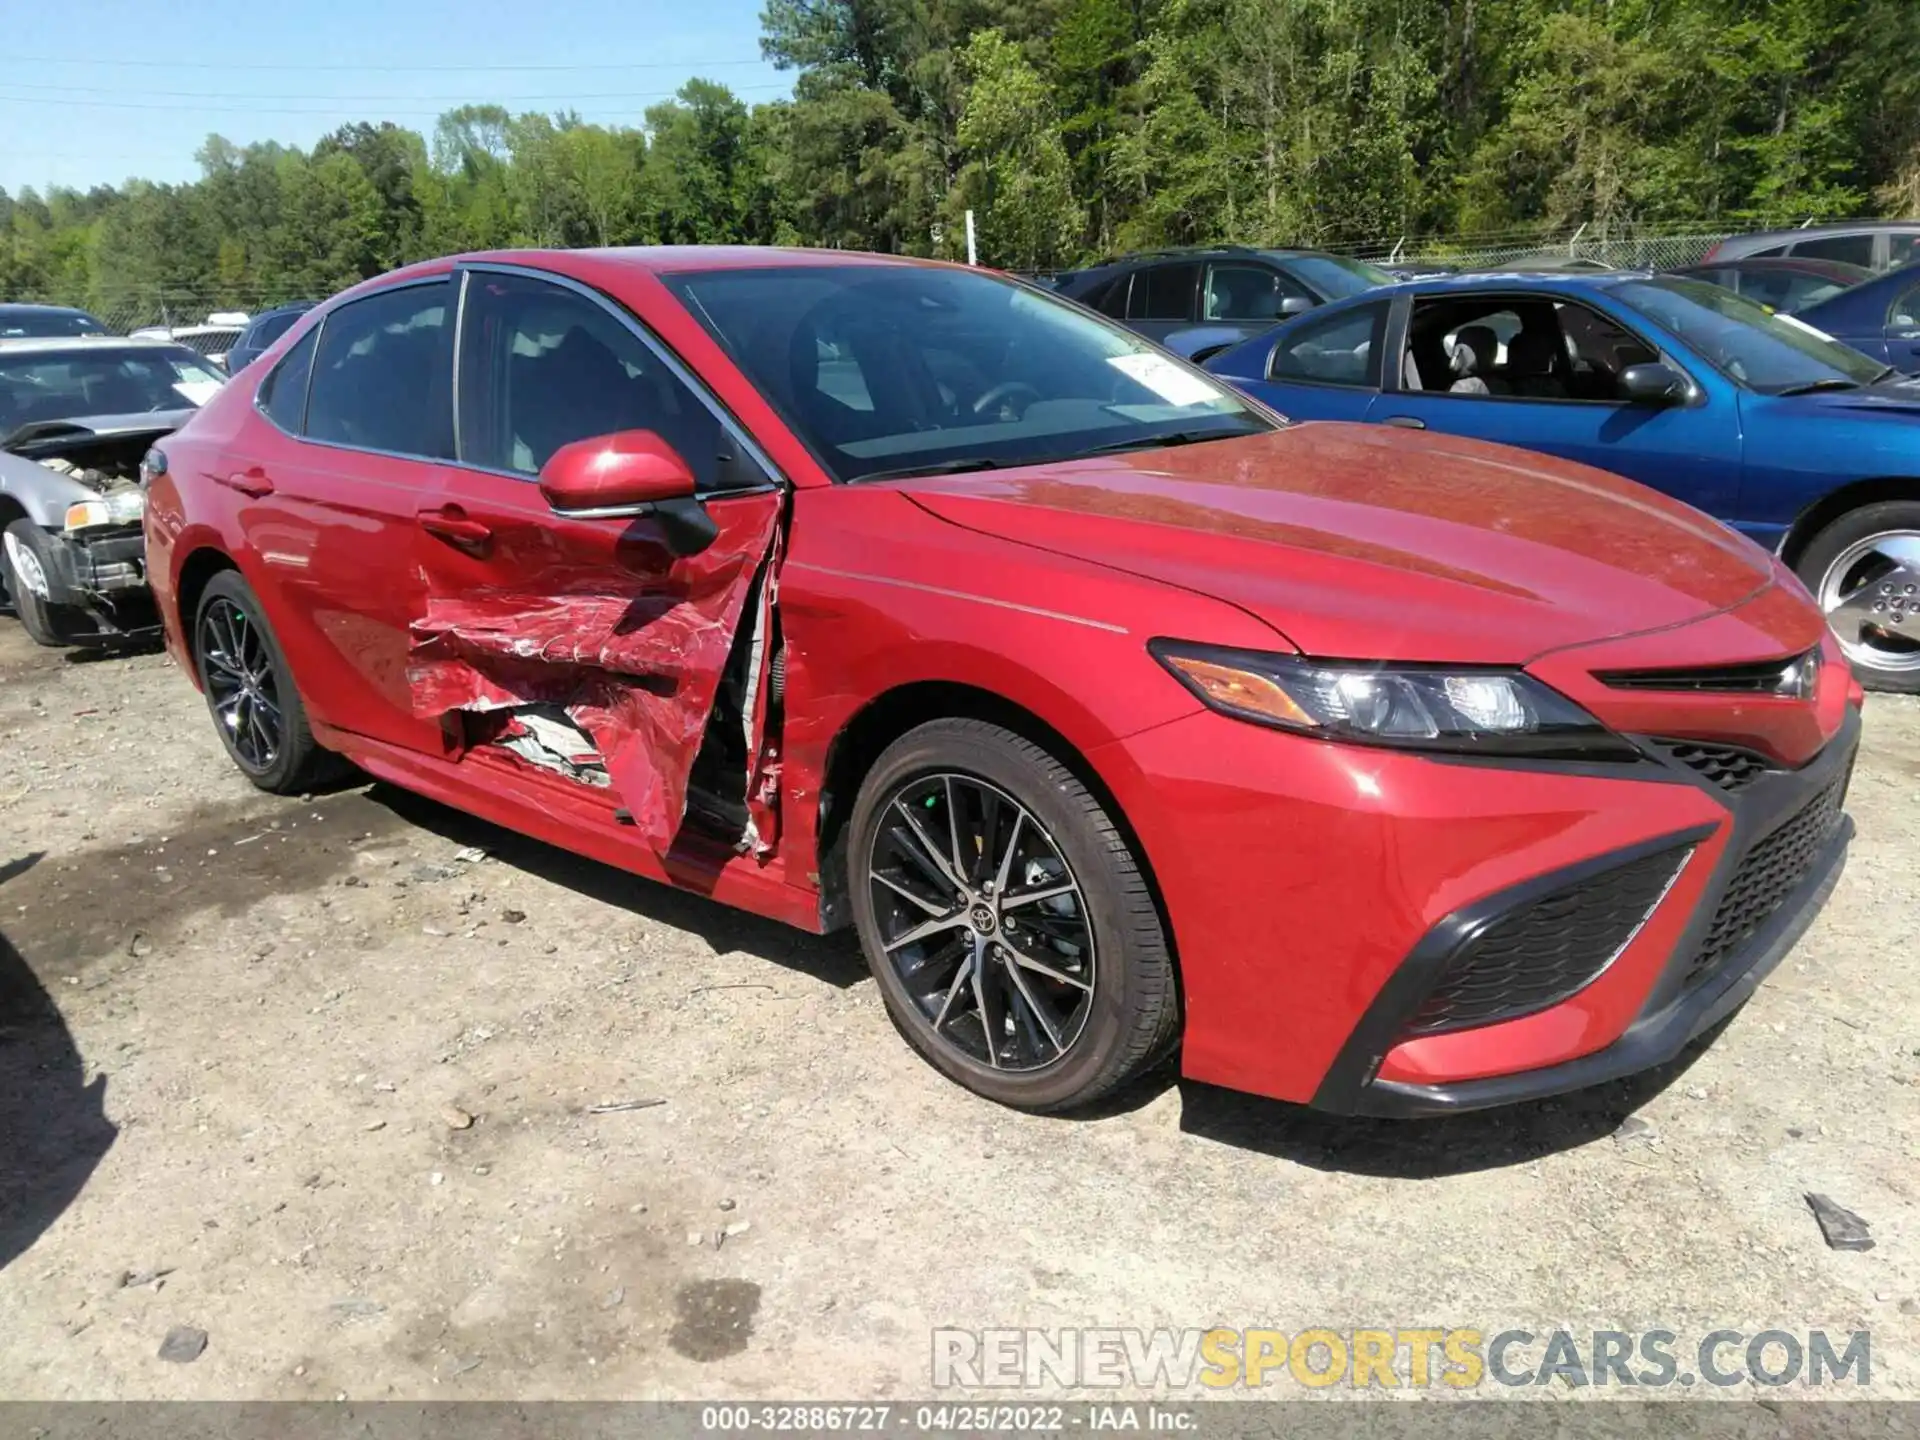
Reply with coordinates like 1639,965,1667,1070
191,570,333,793
1795,502,1920,693
847,718,1178,1112
2,519,77,647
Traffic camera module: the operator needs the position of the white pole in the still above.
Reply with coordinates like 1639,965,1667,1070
965,209,978,267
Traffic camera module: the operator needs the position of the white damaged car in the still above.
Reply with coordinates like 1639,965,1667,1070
0,337,225,647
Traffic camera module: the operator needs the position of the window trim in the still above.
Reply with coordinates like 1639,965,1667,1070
450,260,786,500
255,273,458,464
1386,288,1703,408
1262,298,1391,390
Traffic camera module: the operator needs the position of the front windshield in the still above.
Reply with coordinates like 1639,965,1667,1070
664,265,1271,482
1612,276,1887,393
0,346,225,431
1288,254,1395,299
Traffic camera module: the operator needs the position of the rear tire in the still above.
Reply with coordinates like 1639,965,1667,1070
1795,501,1920,694
191,570,335,793
2,519,77,647
847,718,1178,1112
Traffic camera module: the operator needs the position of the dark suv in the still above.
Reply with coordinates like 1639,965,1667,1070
1052,246,1393,360
225,301,319,374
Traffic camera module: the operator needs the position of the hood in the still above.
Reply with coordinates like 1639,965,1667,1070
1763,383,1920,417
898,423,1777,664
1,410,195,453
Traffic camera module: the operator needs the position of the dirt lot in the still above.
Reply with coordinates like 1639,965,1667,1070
1,622,1917,1403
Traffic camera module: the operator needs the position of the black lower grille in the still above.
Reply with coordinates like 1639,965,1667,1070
1652,738,1775,792
1683,769,1851,989
1405,847,1690,1036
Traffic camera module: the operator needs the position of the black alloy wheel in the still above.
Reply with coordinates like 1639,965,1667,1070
199,595,284,772
848,718,1179,1112
191,570,334,793
869,772,1097,1071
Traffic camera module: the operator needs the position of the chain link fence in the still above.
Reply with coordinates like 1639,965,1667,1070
1328,224,1784,272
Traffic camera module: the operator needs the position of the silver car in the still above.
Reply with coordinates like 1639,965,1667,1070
0,336,226,646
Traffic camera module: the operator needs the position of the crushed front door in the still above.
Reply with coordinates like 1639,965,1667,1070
407,473,781,852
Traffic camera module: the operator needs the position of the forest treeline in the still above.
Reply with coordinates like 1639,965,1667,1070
5,0,1920,317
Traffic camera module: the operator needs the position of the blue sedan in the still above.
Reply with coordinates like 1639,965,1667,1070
1793,261,1920,371
1205,272,1920,691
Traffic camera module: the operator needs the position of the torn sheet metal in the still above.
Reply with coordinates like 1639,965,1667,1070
493,706,612,788
738,527,786,857
408,499,780,852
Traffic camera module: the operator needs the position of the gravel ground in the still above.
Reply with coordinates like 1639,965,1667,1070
0,623,1916,1403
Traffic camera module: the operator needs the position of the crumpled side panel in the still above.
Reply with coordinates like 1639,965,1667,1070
740,528,786,858
408,502,780,852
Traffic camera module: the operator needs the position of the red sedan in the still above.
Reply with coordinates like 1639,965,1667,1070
143,249,1859,1115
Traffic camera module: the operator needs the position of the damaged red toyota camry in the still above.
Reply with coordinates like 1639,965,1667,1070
145,249,1860,1116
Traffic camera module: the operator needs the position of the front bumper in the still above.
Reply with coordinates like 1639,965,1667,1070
1092,697,1858,1113
37,524,159,643
1322,708,1857,1115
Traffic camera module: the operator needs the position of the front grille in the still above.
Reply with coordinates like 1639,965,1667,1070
1598,650,1818,695
1651,738,1776,792
1682,768,1851,989
1405,846,1690,1036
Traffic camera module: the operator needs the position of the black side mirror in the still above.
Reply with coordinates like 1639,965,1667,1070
1617,362,1686,404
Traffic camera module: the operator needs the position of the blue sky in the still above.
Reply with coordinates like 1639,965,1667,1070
1,0,792,194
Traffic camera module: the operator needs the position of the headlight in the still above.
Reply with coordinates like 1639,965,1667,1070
64,489,147,533
1150,640,1638,759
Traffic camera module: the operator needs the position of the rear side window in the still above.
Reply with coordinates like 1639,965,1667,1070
258,327,317,433
1791,233,1874,267
304,283,453,458
1269,302,1388,387
1128,263,1199,321
1891,234,1920,268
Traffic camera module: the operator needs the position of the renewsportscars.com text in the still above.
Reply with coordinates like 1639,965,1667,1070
932,1327,1871,1390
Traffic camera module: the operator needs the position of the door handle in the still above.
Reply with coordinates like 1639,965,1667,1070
1382,415,1426,430
417,505,493,554
216,465,274,497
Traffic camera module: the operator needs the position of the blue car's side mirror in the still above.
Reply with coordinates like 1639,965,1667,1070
1618,362,1687,404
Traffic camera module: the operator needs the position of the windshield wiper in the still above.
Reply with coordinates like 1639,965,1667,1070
1865,364,1903,385
1079,426,1262,458
849,456,1015,485
1772,378,1864,396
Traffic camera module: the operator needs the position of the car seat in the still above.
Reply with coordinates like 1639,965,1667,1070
1448,325,1502,395
1506,330,1568,399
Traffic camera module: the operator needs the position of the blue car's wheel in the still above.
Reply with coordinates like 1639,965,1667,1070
1797,501,1920,693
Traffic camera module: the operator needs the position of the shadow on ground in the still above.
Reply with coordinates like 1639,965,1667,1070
367,783,868,990
0,852,116,1272
1173,1025,1718,1178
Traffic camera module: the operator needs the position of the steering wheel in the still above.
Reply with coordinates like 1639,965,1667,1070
972,380,1042,421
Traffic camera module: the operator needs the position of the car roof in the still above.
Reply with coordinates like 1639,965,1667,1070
1065,246,1359,276
1728,219,1920,242
0,302,98,315
316,246,988,310
1350,270,1654,299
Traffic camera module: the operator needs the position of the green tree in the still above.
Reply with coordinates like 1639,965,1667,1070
951,29,1083,267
